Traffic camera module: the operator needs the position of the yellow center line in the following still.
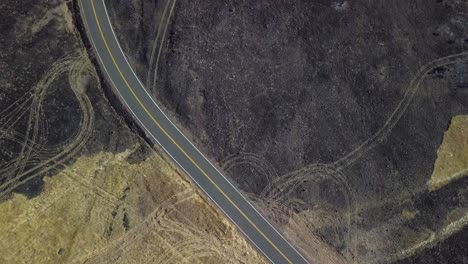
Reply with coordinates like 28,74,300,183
90,0,293,263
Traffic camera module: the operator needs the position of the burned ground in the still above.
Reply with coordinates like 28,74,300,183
106,0,468,263
0,0,146,199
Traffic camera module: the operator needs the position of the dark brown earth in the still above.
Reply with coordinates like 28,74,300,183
105,0,468,263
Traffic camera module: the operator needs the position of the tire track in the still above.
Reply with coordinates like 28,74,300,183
0,50,96,199
262,51,468,261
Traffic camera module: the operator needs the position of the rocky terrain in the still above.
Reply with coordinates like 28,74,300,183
0,0,265,263
105,0,468,263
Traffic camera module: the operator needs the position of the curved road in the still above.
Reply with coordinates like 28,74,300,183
80,0,309,263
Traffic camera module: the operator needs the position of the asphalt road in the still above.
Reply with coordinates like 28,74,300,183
80,0,309,263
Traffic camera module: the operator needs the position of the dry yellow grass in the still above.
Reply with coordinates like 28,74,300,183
428,115,468,191
31,2,75,35
0,147,265,264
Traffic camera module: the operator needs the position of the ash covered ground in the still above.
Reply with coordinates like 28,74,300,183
105,0,468,263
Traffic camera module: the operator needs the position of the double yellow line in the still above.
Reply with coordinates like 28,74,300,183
90,0,294,262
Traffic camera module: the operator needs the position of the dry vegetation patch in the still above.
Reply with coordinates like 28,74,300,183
429,115,468,191
0,147,265,264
